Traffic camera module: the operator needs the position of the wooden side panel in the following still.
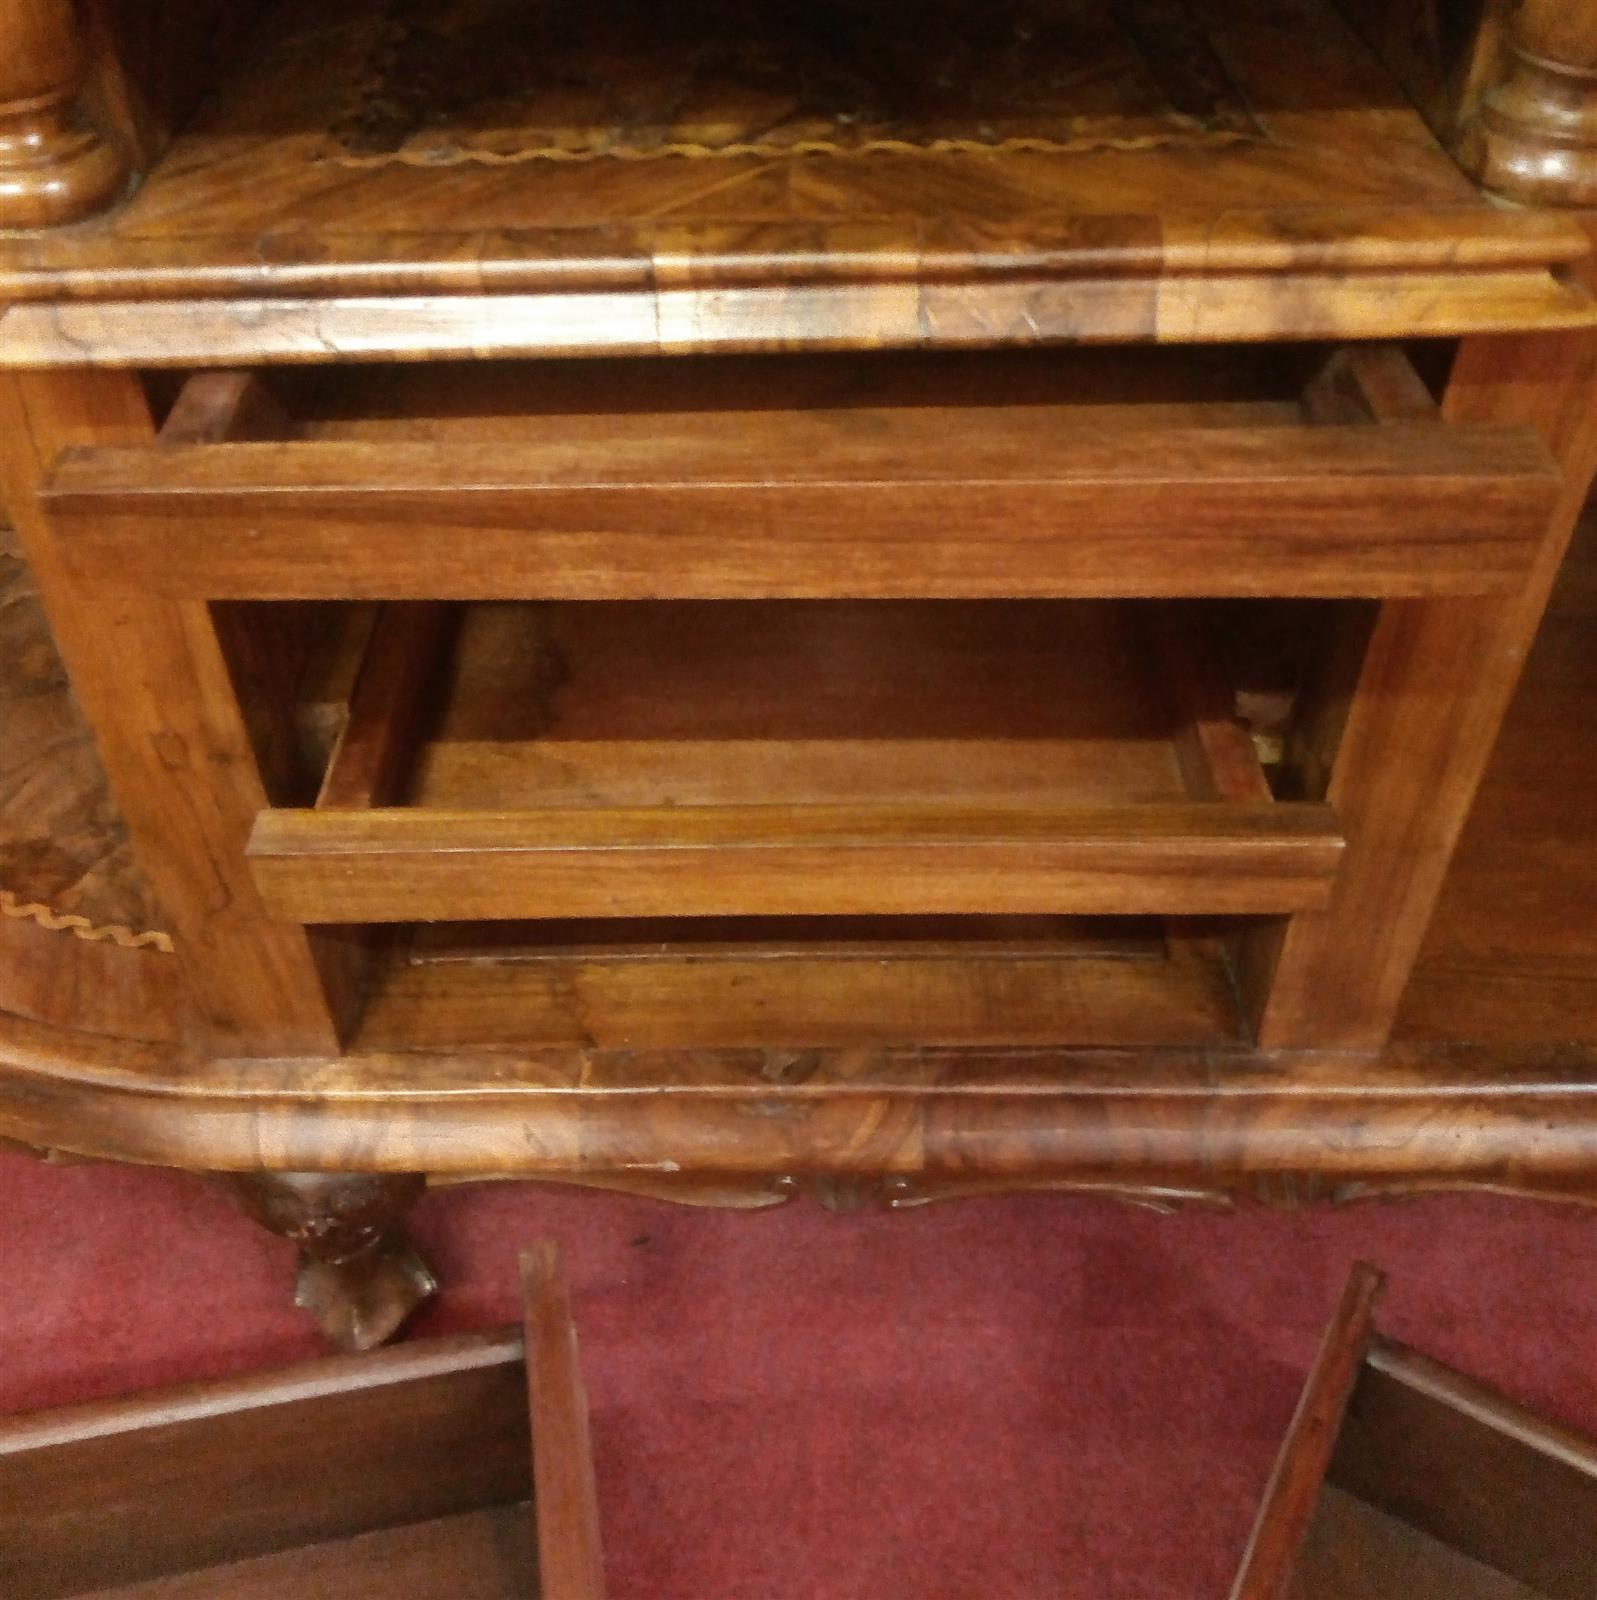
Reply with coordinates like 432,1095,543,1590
1229,1263,1386,1600
523,1242,606,1600
0,370,348,1053
318,604,457,809
0,1331,529,1600
76,1506,537,1600
1330,1337,1597,1600
1287,1484,1545,1600
1254,325,1597,1049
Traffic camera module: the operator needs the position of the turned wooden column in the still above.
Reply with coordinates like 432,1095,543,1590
230,1172,438,1351
0,0,128,228
1465,0,1597,206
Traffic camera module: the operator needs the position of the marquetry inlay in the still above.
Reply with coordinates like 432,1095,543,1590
321,0,1262,166
0,529,168,949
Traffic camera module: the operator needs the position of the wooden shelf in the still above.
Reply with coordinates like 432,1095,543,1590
0,0,1590,363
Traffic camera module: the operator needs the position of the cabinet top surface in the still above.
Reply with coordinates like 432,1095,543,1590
0,0,1590,361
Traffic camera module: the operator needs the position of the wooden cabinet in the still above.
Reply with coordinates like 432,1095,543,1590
2,0,1597,1343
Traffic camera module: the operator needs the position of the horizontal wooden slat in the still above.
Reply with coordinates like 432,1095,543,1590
358,920,1243,1050
45,419,1559,599
247,802,1343,923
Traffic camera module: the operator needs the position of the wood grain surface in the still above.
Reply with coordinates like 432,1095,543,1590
44,414,1559,600
1229,1263,1385,1600
0,0,1592,358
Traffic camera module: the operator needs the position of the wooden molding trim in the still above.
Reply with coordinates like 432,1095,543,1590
1,267,1592,370
3,1004,1597,1205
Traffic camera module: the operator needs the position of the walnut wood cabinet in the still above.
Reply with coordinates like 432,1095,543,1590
3,0,1597,1346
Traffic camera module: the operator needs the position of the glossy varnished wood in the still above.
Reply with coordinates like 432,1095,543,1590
0,0,1593,360
0,514,1594,1190
1,390,1595,1194
248,801,1343,924
3,0,1597,1279
1251,324,1597,1050
0,0,130,229
1463,1,1597,206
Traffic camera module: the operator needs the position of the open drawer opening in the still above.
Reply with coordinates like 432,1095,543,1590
241,595,1343,925
213,588,1347,1051
45,340,1558,605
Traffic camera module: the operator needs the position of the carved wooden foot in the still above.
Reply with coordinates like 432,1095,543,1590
229,1172,437,1351
0,0,130,229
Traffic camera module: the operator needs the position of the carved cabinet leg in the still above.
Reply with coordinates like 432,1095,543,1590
229,1172,437,1352
1463,0,1597,205
0,0,129,228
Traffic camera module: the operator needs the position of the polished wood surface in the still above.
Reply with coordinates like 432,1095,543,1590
0,0,130,229
229,1172,437,1351
0,0,1592,361
0,514,1594,1194
1464,0,1597,205
0,370,351,1055
249,799,1344,923
44,406,1560,601
1236,1269,1597,1599
1252,326,1597,1049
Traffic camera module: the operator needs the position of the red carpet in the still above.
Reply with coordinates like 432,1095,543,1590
3,1148,1595,1598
